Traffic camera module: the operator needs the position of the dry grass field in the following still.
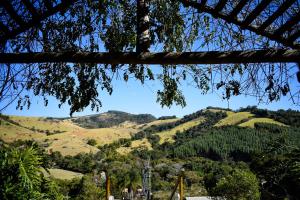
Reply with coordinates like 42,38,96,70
41,168,83,180
239,117,286,128
9,116,77,132
157,117,205,144
1,115,164,156
214,111,254,127
117,138,153,155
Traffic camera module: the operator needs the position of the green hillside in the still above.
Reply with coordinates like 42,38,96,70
2,107,300,200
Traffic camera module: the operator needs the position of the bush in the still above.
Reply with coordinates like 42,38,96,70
87,139,97,146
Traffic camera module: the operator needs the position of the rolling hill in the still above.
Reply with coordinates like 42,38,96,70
0,107,290,156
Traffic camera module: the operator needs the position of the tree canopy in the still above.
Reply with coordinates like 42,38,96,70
0,0,299,114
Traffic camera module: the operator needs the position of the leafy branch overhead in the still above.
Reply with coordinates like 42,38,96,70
0,0,299,114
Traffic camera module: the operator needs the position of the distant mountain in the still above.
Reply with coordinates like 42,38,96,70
71,110,156,128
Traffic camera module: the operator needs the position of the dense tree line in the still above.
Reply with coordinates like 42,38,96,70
133,110,227,141
157,115,177,120
172,125,300,161
239,106,300,127
72,110,156,128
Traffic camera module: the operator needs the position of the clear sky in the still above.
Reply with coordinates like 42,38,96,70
2,71,299,118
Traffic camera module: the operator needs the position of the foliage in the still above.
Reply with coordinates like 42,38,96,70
158,115,177,120
251,138,300,199
48,151,95,173
239,106,300,127
87,139,97,146
173,125,300,161
211,168,260,200
0,143,63,199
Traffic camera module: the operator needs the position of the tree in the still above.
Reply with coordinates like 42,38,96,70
211,168,260,200
0,0,299,114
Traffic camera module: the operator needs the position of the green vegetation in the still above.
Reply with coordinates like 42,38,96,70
87,139,97,146
1,107,300,199
0,142,64,200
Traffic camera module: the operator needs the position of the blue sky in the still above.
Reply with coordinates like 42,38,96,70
3,72,299,118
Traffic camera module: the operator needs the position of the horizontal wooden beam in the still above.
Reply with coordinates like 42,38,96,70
0,49,299,64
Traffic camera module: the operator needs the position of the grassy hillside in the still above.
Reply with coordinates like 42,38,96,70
0,114,159,156
41,168,83,180
117,138,153,155
214,111,254,126
0,108,289,157
157,117,206,144
239,118,286,128
0,119,43,142
9,116,76,133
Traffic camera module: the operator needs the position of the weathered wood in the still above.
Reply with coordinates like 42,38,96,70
0,49,299,64
259,0,296,31
44,0,53,10
0,22,9,35
214,0,227,12
229,0,248,18
242,0,272,26
275,13,300,35
288,30,300,43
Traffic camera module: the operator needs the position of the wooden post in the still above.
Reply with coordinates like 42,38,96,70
179,175,183,200
105,172,111,200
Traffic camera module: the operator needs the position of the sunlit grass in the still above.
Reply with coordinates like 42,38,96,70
214,112,254,127
157,117,206,144
41,168,83,180
117,138,153,155
239,118,286,128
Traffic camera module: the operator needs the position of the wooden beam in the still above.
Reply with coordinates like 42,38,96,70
178,0,300,49
21,0,39,19
275,13,300,35
0,0,25,26
0,49,299,64
288,30,300,43
44,0,53,10
242,0,272,26
259,0,296,31
214,0,227,12
0,0,76,44
229,0,248,18
0,22,9,35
